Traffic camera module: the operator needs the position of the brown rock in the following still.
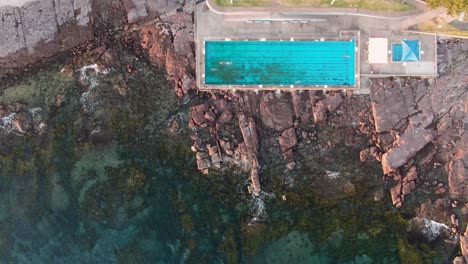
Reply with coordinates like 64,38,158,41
410,181,416,191
359,148,370,162
283,149,294,161
196,151,208,160
406,166,418,181
312,101,326,123
250,159,261,196
207,144,218,157
390,181,402,206
279,128,297,159
213,98,230,112
291,91,302,118
139,21,195,96
323,93,344,112
370,80,409,133
435,187,447,194
381,126,436,174
204,110,216,122
287,161,296,170
217,110,233,124
452,256,465,264
196,158,211,171
450,214,458,226
238,112,258,154
191,104,208,126
461,226,468,257
259,92,294,131
0,0,93,70
211,153,222,168
402,182,412,195
448,149,468,198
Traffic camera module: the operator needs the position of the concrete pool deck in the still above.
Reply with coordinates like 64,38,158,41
195,1,437,91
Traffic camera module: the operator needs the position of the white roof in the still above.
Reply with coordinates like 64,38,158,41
368,38,388,64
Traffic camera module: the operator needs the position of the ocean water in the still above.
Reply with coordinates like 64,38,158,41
0,62,443,263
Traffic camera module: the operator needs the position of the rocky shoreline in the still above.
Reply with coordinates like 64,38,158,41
0,0,467,262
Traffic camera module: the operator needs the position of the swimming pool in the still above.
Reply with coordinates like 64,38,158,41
204,39,356,86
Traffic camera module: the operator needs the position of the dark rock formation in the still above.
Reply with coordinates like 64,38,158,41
454,226,468,263
370,60,468,179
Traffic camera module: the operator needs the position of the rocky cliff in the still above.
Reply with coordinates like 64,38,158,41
365,39,468,263
0,0,467,261
0,0,93,71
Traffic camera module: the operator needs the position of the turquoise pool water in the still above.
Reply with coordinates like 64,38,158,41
392,40,420,62
205,40,356,86
392,43,403,62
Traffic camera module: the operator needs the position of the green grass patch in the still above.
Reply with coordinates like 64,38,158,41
415,16,468,37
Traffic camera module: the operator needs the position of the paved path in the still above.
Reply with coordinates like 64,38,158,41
206,0,456,29
398,7,448,29
207,0,422,18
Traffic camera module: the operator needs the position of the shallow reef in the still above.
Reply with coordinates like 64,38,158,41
0,49,453,263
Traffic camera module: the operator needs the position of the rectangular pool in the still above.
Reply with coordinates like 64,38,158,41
204,39,356,86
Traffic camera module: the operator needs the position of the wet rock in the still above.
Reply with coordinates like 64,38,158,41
408,217,450,242
418,198,451,223
90,128,114,145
